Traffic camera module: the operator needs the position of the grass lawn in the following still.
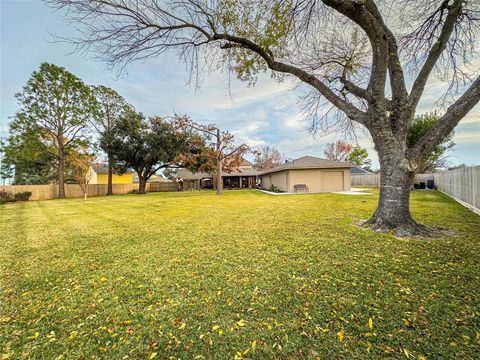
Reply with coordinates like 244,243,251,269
1,189,479,359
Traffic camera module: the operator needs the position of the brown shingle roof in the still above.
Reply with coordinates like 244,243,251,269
92,164,133,174
177,168,260,180
260,156,353,175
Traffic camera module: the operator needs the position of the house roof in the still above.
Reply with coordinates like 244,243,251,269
132,174,170,183
92,164,133,174
260,156,353,175
238,158,253,166
351,166,372,175
177,168,260,180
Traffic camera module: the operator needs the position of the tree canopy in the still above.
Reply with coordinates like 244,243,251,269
173,115,249,194
0,114,57,185
45,0,480,235
346,146,372,171
254,146,286,170
407,113,455,172
91,85,134,194
14,62,95,197
101,111,198,194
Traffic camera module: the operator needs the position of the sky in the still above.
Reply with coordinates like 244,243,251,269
1,0,479,169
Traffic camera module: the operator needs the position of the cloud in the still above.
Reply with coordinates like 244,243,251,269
1,0,478,172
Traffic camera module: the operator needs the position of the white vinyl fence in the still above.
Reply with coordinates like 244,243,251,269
351,173,434,187
434,166,480,214
351,167,480,214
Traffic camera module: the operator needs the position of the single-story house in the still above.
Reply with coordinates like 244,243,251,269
89,165,133,185
177,158,259,190
132,173,170,183
260,156,353,193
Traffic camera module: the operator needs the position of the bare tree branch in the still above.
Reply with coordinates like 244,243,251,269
409,75,480,163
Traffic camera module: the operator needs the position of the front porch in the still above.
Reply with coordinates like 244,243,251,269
222,175,256,189
182,175,257,190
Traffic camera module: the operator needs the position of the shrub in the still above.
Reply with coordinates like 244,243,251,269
0,190,32,204
13,191,32,202
0,190,14,204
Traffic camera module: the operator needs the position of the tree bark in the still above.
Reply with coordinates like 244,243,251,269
363,140,430,237
107,155,113,196
215,128,222,195
216,160,222,195
138,176,147,194
58,150,66,199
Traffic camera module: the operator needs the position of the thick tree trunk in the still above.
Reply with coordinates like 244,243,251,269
107,156,113,196
138,176,147,194
216,160,222,195
363,153,430,237
215,129,222,195
58,151,66,199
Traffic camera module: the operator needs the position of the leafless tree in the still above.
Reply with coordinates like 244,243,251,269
45,0,480,236
323,140,354,161
254,146,286,170
174,115,249,194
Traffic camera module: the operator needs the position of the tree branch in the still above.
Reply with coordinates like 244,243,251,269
216,32,366,123
408,76,480,164
408,0,463,108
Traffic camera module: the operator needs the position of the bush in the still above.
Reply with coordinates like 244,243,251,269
267,185,283,193
14,191,32,202
0,190,32,204
0,190,15,204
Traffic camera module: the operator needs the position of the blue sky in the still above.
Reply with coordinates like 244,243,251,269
1,0,479,169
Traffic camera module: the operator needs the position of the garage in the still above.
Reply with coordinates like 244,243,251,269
260,156,352,193
322,171,344,192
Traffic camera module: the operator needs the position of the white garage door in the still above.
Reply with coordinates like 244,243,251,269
322,171,344,192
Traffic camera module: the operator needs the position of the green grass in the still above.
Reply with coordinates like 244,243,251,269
1,190,479,359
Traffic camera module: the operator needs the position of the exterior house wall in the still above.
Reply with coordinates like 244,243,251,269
261,170,289,191
89,166,98,184
94,173,133,185
263,168,351,193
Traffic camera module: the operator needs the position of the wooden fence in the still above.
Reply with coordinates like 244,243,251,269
0,181,178,201
434,166,480,214
351,174,380,187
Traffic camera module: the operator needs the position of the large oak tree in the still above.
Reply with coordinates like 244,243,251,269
47,0,480,235
101,111,198,194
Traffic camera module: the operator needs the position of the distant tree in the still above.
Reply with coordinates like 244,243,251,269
90,85,134,195
101,111,195,194
174,115,249,195
254,146,285,170
15,63,94,197
324,140,353,162
346,146,372,171
0,115,57,185
407,113,455,173
68,149,95,200
162,168,178,180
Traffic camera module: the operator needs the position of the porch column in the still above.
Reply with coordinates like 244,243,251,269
239,177,242,188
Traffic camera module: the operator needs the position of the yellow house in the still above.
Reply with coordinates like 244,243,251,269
89,165,133,185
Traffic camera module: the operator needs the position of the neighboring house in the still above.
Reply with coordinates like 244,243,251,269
260,156,353,193
351,166,373,175
132,173,170,183
177,158,259,190
89,165,133,185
